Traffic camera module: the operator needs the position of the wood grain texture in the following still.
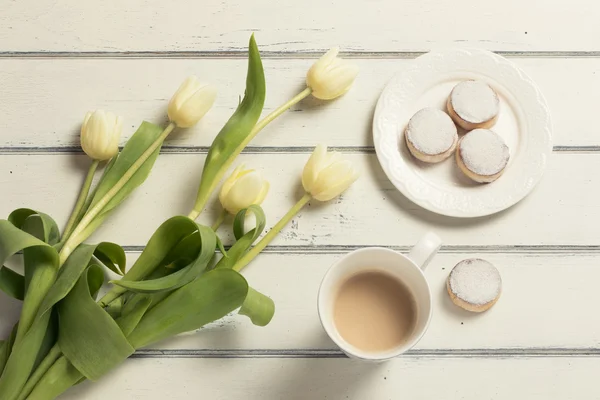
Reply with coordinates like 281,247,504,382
58,357,600,399
0,153,597,247
0,0,598,53
0,58,599,148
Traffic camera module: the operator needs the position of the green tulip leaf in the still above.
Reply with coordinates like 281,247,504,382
104,295,124,319
192,34,266,214
0,240,123,398
162,231,202,269
111,223,216,293
0,218,58,334
0,209,60,300
87,121,164,218
33,309,58,372
239,287,275,327
39,243,125,317
115,296,152,337
99,216,204,305
8,208,60,246
215,205,266,270
58,264,134,381
0,267,24,300
0,324,17,375
127,269,249,349
0,309,53,399
26,356,85,400
0,341,6,370
94,242,127,276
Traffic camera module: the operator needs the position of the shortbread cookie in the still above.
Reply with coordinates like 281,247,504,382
405,108,458,163
447,80,499,130
447,259,502,313
456,129,509,183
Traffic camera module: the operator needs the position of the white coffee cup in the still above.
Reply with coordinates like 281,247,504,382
317,232,442,361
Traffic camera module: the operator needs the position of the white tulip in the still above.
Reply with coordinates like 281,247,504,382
168,76,217,128
302,144,359,201
80,110,123,161
306,47,359,100
219,165,270,215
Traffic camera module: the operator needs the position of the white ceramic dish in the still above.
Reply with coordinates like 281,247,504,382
373,48,553,218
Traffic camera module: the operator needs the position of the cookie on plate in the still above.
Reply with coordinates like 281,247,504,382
405,108,458,163
447,80,499,130
456,129,509,183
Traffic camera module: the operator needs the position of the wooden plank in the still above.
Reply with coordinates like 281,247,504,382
0,153,597,247
0,0,598,52
3,253,600,351
60,357,600,399
0,58,599,148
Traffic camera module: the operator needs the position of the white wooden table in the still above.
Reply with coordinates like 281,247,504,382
1,1,599,398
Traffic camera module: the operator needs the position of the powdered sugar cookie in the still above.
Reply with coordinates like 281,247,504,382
446,258,502,313
405,108,458,163
447,80,499,130
456,129,509,183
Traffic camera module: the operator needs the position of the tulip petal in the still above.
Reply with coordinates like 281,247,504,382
168,77,217,128
81,110,122,160
255,181,270,205
301,144,359,201
306,47,359,100
220,168,269,215
302,144,327,193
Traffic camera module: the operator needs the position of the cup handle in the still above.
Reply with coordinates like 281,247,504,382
407,232,442,270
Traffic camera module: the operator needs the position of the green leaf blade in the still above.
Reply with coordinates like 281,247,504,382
100,216,202,304
94,242,127,276
127,269,248,349
88,121,164,216
8,209,60,245
0,267,24,300
239,287,275,327
215,205,266,270
58,265,134,381
193,34,266,213
111,223,216,294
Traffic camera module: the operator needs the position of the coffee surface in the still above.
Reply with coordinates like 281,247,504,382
333,271,417,353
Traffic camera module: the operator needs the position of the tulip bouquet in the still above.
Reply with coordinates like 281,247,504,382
0,36,359,400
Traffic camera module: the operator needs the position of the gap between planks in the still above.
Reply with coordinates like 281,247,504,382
0,146,598,155
121,245,600,255
133,348,600,359
2,51,600,59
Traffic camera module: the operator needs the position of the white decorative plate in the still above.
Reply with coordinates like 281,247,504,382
373,48,553,218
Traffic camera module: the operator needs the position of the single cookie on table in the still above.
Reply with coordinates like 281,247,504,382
447,80,499,130
446,258,502,313
405,108,458,163
456,129,509,183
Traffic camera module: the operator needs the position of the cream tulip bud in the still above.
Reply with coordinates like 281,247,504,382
306,47,359,100
219,165,270,215
168,76,217,128
302,144,359,201
80,110,123,161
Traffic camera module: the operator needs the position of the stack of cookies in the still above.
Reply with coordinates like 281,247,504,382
405,80,510,183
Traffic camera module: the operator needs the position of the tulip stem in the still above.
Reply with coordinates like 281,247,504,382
59,122,176,265
234,192,312,272
61,160,99,242
188,87,313,220
246,87,312,145
211,210,227,231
